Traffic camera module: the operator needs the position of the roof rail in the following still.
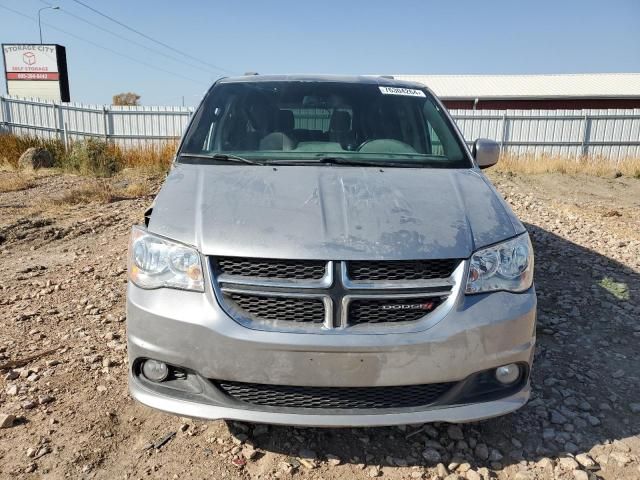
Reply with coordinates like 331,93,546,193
379,75,394,79
244,72,260,76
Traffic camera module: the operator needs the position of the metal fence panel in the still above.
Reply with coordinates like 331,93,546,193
449,108,640,159
1,96,639,159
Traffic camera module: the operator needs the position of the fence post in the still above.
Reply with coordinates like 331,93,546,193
581,114,591,157
500,112,509,152
54,102,65,145
102,106,109,142
0,96,4,132
0,96,12,134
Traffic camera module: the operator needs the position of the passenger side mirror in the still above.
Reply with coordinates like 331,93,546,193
472,139,500,169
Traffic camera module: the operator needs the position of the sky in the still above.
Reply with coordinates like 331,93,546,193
1,0,639,106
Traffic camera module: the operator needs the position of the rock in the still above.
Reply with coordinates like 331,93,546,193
368,466,382,477
465,470,481,480
611,369,624,379
299,458,317,470
422,447,442,463
585,414,600,426
6,385,18,396
447,425,464,440
38,394,55,405
610,452,631,465
550,410,568,424
96,385,107,393
24,463,37,473
18,147,53,169
22,400,37,410
575,453,596,469
474,443,489,461
436,463,448,477
253,424,268,436
514,471,536,480
628,402,640,414
538,457,554,469
488,449,503,462
326,454,342,466
279,462,294,474
559,457,579,470
4,370,19,381
572,470,589,480
0,414,16,429
299,448,317,460
242,445,258,461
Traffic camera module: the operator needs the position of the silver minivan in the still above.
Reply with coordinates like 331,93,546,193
127,75,536,427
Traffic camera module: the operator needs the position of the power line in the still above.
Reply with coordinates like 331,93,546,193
69,0,234,74
38,0,221,76
0,4,209,86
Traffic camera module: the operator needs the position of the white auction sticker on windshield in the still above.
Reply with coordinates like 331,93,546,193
379,86,426,97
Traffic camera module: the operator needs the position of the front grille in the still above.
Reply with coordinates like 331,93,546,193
216,257,326,280
215,380,454,409
347,259,459,281
349,297,443,324
224,292,325,324
212,256,462,332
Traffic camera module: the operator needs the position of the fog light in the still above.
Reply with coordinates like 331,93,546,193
495,364,520,385
142,359,169,382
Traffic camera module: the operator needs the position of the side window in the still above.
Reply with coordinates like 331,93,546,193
427,123,444,156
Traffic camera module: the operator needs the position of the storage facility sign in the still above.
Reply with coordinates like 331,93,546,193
3,44,59,80
2,44,70,101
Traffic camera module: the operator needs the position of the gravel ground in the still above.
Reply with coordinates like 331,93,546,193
0,169,639,480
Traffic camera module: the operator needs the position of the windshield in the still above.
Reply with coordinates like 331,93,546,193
180,80,470,167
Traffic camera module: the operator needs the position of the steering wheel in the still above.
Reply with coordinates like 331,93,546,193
356,139,417,154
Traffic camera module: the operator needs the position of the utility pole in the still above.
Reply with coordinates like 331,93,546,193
38,6,60,44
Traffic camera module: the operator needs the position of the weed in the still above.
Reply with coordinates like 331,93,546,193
598,277,630,301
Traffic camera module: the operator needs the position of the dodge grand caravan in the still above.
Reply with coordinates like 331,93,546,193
127,75,536,426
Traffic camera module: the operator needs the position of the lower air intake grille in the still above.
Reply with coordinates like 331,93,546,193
347,259,459,281
215,381,454,409
224,292,325,324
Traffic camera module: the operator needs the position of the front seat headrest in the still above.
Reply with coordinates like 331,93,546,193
277,110,295,133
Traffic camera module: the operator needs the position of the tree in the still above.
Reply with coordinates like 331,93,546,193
112,92,141,106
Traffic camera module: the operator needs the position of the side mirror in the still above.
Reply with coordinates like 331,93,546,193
472,138,500,169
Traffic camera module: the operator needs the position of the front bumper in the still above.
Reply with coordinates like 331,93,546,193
127,278,536,426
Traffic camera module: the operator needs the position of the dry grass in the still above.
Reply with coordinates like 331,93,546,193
0,133,67,169
0,173,36,193
55,178,155,205
116,142,176,172
494,153,640,178
0,133,176,175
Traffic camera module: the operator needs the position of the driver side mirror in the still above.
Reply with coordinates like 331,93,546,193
472,139,500,169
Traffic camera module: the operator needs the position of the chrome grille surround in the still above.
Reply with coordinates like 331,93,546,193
210,258,465,334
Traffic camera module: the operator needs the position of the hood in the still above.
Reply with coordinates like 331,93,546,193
148,164,524,260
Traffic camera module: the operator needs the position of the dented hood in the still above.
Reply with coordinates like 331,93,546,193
148,164,524,260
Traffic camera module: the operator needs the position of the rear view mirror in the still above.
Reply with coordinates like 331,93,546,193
472,139,500,169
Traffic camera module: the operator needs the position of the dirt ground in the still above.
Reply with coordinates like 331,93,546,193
0,169,639,480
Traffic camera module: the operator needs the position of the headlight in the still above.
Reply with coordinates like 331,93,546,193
466,233,533,294
128,226,204,292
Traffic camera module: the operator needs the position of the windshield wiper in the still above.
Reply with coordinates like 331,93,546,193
179,153,266,165
310,156,420,168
